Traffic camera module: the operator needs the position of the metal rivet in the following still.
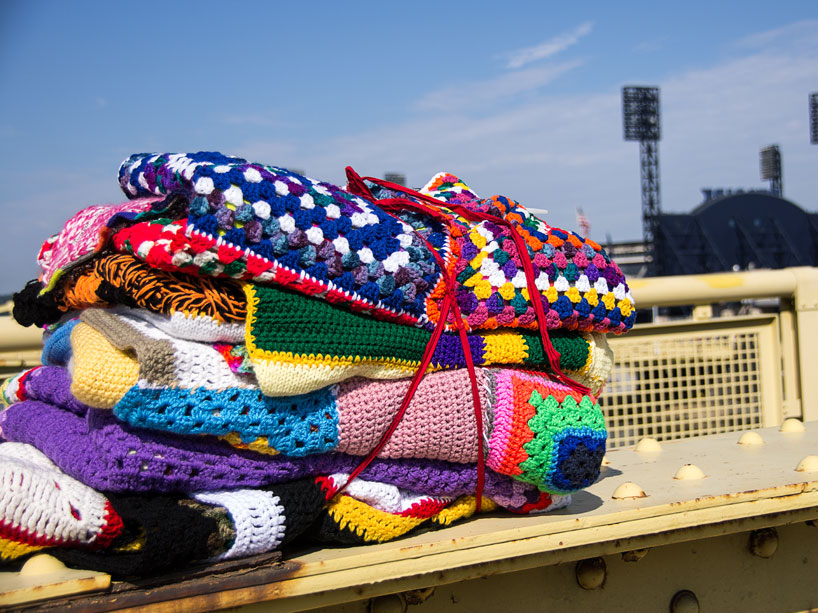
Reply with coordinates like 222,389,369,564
749,528,778,558
20,554,67,576
795,455,818,472
575,557,606,589
674,464,706,480
779,418,806,433
621,548,649,562
369,594,406,613
635,437,662,452
670,589,700,613
612,482,648,499
738,431,764,446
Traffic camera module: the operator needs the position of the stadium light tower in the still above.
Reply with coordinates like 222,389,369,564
810,92,818,145
759,145,782,197
622,86,661,275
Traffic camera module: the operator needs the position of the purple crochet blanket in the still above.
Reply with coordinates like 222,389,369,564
0,399,541,506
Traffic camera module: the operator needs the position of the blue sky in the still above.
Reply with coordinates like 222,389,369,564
1,1,816,294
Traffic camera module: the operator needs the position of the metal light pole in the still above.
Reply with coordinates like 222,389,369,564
622,86,661,276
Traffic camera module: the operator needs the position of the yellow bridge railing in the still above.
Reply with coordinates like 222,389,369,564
605,266,818,446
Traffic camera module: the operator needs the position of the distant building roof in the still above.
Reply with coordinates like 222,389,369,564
654,192,818,276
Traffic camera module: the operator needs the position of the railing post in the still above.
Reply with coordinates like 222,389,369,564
791,267,818,422
777,298,802,419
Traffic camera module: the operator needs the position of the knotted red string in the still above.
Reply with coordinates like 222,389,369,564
352,171,590,396
339,170,485,509
335,167,589,510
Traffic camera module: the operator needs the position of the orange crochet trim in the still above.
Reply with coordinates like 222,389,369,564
93,254,247,322
61,271,107,311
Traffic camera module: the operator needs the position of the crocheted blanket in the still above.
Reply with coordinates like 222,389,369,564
0,399,551,504
20,471,554,577
0,150,631,577
115,306,246,343
246,284,612,396
2,366,89,415
42,319,77,366
117,152,442,326
50,491,235,575
117,152,635,334
91,253,246,323
36,198,160,294
0,443,123,561
71,310,253,410
8,362,605,494
71,294,609,405
12,252,247,331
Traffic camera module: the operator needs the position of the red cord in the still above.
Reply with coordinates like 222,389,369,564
338,292,456,493
353,171,589,395
340,169,486,510
335,166,590,511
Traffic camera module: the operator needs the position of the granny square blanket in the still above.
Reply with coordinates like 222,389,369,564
117,152,635,334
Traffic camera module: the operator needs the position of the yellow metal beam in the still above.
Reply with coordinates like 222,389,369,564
22,422,817,613
628,268,809,308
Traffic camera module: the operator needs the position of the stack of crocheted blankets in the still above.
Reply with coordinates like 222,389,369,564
1,152,634,578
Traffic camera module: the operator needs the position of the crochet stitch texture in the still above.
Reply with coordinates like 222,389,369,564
317,494,495,544
70,322,140,409
0,399,554,502
0,537,44,561
379,173,636,334
0,443,123,553
246,283,612,396
118,152,443,325
92,253,246,323
117,152,635,333
37,198,160,294
53,493,224,577
192,489,287,561
11,252,247,330
486,370,607,493
8,363,602,487
79,309,254,396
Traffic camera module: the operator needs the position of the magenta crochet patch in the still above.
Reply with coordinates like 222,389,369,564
36,198,160,293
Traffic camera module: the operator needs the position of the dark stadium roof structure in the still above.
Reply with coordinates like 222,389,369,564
653,191,818,276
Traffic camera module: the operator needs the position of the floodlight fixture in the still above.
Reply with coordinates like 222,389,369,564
759,145,782,196
622,86,661,142
810,92,818,145
759,145,781,180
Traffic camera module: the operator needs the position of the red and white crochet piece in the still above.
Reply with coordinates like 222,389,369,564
0,442,123,550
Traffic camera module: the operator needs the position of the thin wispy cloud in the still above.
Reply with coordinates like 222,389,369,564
504,22,593,69
734,19,818,50
414,60,584,112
